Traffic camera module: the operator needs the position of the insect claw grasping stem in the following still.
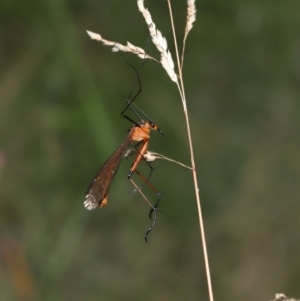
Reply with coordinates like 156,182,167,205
144,192,162,242
144,209,157,243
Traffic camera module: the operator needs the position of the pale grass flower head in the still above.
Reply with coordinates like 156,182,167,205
137,0,178,83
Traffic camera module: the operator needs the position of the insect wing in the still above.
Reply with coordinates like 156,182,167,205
84,134,132,210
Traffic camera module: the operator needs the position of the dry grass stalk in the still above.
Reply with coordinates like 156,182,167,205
86,30,157,61
164,2,214,301
144,151,193,170
124,149,192,170
87,2,213,301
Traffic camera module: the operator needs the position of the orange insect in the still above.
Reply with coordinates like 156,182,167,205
84,65,163,241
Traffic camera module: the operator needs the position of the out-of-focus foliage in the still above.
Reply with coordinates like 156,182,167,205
0,1,300,300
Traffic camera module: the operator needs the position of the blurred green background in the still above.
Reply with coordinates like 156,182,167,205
1,0,300,300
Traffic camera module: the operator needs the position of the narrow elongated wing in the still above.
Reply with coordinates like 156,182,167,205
84,129,133,210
